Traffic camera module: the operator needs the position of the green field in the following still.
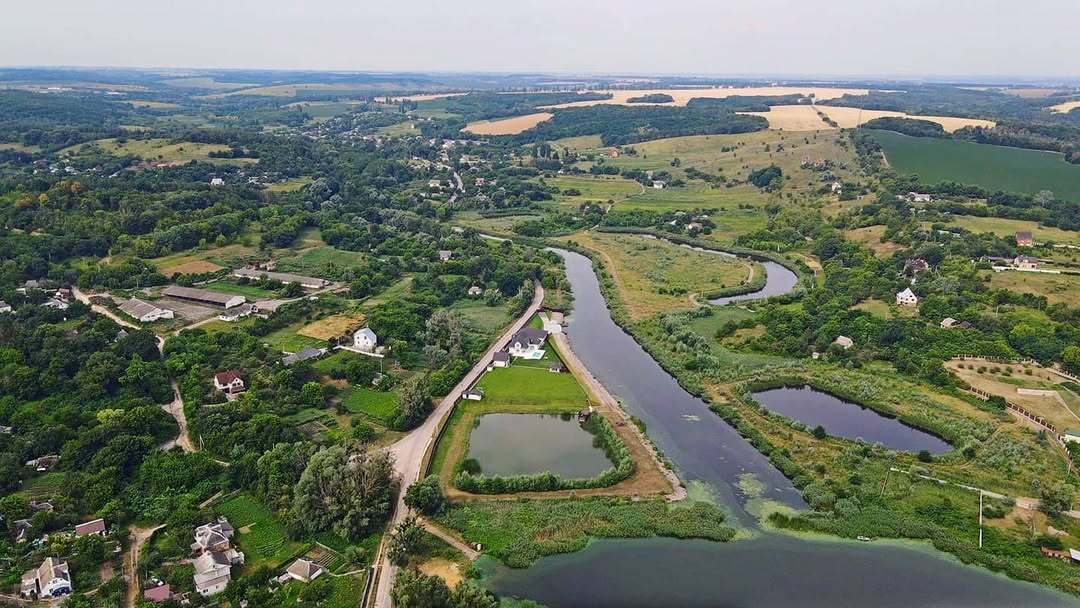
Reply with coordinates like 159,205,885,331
341,387,399,423
59,137,258,165
542,175,644,208
201,279,280,299
275,245,367,278
474,364,586,408
448,299,512,334
216,494,307,571
926,216,1080,246
871,130,1080,201
263,322,327,353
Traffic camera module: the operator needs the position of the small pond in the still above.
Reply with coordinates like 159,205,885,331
466,413,613,478
752,385,951,453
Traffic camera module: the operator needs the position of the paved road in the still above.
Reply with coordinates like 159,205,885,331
370,284,544,608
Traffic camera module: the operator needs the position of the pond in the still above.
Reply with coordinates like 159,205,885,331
752,385,952,453
466,413,613,478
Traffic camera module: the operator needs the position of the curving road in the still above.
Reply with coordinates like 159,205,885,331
370,284,544,608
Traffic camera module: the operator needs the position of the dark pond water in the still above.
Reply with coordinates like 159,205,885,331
488,248,1080,608
752,385,952,454
466,413,613,478
709,259,800,305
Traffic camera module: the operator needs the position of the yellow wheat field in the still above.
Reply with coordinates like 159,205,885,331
814,106,995,132
741,105,830,131
539,86,872,109
462,112,554,135
1049,100,1080,114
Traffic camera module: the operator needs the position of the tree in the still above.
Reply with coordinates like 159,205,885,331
388,516,425,567
390,568,451,608
404,475,445,515
450,580,500,608
395,375,432,430
290,445,396,540
1039,483,1073,518
811,425,827,439
1062,345,1080,376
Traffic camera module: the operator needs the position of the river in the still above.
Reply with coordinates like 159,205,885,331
483,248,1077,608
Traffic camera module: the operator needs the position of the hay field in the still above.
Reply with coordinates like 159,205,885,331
1050,100,1080,114
462,112,553,135
160,260,225,277
742,105,830,131
299,313,367,341
845,225,905,258
816,106,995,132
985,271,1080,307
540,86,871,109
128,100,180,109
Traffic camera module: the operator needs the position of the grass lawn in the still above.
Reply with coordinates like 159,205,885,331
930,216,1080,246
871,130,1080,201
59,137,257,165
341,387,399,424
216,494,307,572
263,322,328,353
264,176,314,193
200,279,281,299
560,231,755,320
275,245,368,279
448,300,511,335
541,174,644,208
852,298,895,319
474,364,586,408
687,307,756,337
984,270,1080,307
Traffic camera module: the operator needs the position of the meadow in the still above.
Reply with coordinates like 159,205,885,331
870,130,1080,201
542,174,644,208
844,225,905,258
984,270,1080,307
341,386,399,424
930,216,1080,246
60,137,257,165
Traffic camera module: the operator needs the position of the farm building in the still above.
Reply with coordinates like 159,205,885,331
162,286,246,309
1016,231,1035,247
21,557,71,599
896,288,919,307
119,298,174,323
218,303,256,322
232,268,329,289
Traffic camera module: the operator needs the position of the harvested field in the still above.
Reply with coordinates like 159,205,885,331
539,86,872,109
160,260,224,277
385,93,466,102
462,112,553,135
845,225,905,258
816,106,995,132
1050,100,1080,114
299,313,366,341
742,105,829,131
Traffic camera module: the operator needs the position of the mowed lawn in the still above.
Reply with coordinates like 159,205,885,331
475,365,586,408
562,231,755,320
216,494,307,572
870,130,1080,201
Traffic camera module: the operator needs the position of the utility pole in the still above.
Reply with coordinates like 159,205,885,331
978,490,984,549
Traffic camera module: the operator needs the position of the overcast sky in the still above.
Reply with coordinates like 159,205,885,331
3,0,1078,80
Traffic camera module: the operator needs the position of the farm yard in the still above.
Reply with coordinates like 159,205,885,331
870,130,1080,201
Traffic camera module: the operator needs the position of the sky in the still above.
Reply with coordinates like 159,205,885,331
2,0,1078,80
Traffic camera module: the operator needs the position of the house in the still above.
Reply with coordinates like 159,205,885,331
284,558,325,584
282,347,327,367
41,297,69,310
1016,231,1035,247
21,557,71,598
830,181,843,194
1014,255,1039,270
0,301,11,313
143,583,175,603
162,286,246,309
904,258,930,275
905,192,933,203
217,303,255,322
468,286,483,297
428,179,443,189
232,268,329,289
210,177,225,187
462,387,483,401
119,298,174,323
115,329,128,343
491,351,510,368
940,317,959,329
29,500,53,513
578,407,594,422
13,519,32,543
438,250,453,262
193,551,234,596
833,336,854,349
353,327,378,353
896,288,919,307
549,363,565,373
507,327,548,358
25,455,59,471
606,148,620,158
213,370,245,394
192,517,235,555
474,177,487,187
652,180,666,189
74,518,106,538
1064,429,1080,445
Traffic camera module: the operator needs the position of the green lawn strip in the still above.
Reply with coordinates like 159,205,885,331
200,279,282,299
215,494,308,572
262,322,327,353
473,364,585,407
436,497,735,568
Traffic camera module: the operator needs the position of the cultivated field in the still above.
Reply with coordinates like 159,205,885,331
816,106,996,132
561,231,755,320
871,130,1080,201
384,92,466,102
931,216,1080,246
216,494,307,572
985,270,1080,307
298,312,367,341
1049,100,1080,113
462,112,553,135
539,86,873,109
945,360,1080,433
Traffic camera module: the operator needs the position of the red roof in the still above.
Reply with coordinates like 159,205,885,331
75,518,106,536
144,584,173,602
214,370,242,385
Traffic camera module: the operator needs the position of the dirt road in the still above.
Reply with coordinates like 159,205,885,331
125,524,165,608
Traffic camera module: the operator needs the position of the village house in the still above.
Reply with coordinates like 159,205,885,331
284,558,325,584
1015,231,1035,247
282,347,328,366
0,300,11,313
162,286,246,309
232,268,329,289
905,192,933,203
21,557,72,599
940,317,959,329
428,179,443,190
491,351,510,368
193,551,235,596
192,516,235,555
25,455,59,472
896,288,919,307
119,298,174,323
830,181,843,194
353,327,378,353
833,335,854,349
13,519,32,543
652,180,666,189
1013,255,1039,271
143,583,175,603
549,362,565,373
74,518,106,538
468,285,483,297
606,148,620,158
213,370,245,394
904,258,930,275
507,327,548,358
438,250,453,262
30,500,53,513
210,177,225,187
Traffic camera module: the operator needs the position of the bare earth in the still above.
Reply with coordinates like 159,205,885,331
462,112,554,135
